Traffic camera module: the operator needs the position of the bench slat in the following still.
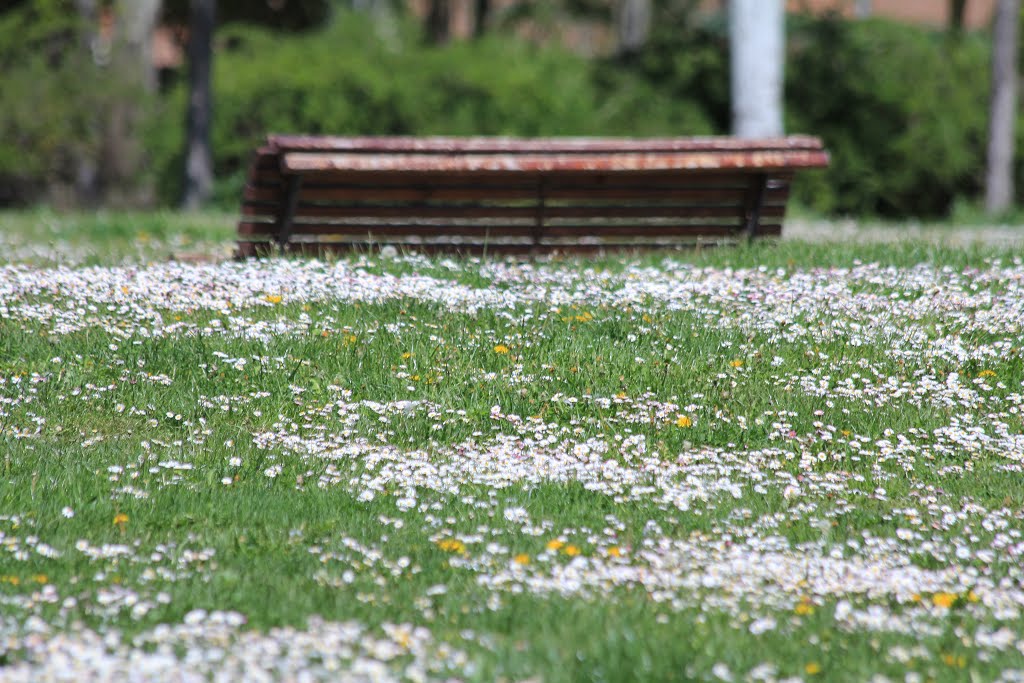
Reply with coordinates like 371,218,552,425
282,151,827,174
269,134,826,155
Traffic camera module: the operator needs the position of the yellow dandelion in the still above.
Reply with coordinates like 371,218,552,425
546,539,564,551
729,359,744,368
606,546,622,558
32,574,47,584
805,662,822,675
344,334,358,345
910,593,922,603
493,344,510,355
967,590,980,603
401,352,413,359
932,592,957,609
563,544,581,557
264,294,282,304
794,602,815,616
112,513,129,526
436,538,466,554
675,415,693,428
978,369,997,378
513,553,530,565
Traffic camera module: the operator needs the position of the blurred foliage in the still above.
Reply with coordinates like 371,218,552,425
145,9,707,206
0,0,143,205
0,2,1015,219
785,15,990,218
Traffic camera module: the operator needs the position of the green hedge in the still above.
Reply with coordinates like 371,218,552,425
629,12,992,218
146,12,707,206
785,16,990,218
0,6,1013,219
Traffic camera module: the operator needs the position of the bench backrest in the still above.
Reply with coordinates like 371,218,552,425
238,135,828,256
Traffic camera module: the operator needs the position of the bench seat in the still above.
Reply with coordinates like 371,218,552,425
237,135,829,256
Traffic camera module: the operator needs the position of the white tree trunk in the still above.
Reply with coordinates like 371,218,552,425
986,0,1020,214
618,0,652,57
729,0,785,138
117,0,162,91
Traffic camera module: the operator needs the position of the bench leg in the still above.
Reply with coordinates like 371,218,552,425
742,173,768,241
276,175,303,253
533,178,547,252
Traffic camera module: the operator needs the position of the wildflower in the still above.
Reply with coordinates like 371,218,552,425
344,334,358,345
606,546,622,558
794,602,814,616
493,344,510,355
61,507,75,518
32,574,47,584
264,294,282,304
729,359,744,368
978,369,997,378
436,538,466,554
513,554,530,565
805,662,822,675
112,513,129,526
675,415,693,428
401,352,413,359
563,544,580,557
932,592,957,609
546,539,564,551
966,590,980,603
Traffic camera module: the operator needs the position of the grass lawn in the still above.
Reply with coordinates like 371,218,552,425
1,211,1024,681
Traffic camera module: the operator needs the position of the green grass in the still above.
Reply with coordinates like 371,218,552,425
2,211,1024,680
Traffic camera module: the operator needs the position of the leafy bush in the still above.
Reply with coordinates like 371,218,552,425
0,1,156,207
786,15,990,218
627,10,993,219
147,11,706,206
146,10,704,205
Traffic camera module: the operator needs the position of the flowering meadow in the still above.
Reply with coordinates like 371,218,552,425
1,215,1024,681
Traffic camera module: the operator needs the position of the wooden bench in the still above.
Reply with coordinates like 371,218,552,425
237,134,829,257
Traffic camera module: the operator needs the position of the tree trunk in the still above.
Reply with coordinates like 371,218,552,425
729,0,785,138
73,0,101,204
985,0,1019,215
950,0,968,35
118,0,162,92
473,0,491,38
617,0,652,58
182,0,215,210
426,0,450,45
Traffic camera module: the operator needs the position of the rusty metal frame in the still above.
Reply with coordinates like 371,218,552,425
742,173,768,241
275,174,302,251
